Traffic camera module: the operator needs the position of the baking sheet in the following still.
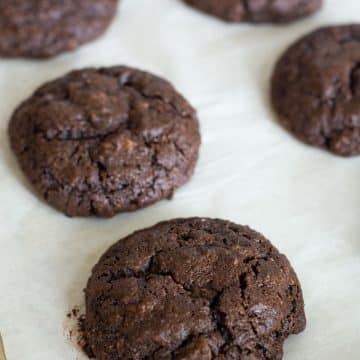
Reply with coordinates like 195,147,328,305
1,0,360,359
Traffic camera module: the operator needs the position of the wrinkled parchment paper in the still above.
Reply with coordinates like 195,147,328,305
1,0,360,358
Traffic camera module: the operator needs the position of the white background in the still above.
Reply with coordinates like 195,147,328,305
1,0,360,359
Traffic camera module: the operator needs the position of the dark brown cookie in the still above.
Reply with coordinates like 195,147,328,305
272,25,360,156
183,0,322,23
84,218,306,359
0,0,118,58
9,67,200,217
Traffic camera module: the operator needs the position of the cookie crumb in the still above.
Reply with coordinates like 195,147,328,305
65,306,93,358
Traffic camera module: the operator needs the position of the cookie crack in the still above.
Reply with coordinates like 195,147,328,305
349,62,360,97
99,67,195,121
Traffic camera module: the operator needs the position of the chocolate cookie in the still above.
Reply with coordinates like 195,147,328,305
183,0,322,23
84,218,306,359
272,25,360,156
9,67,200,217
0,0,118,58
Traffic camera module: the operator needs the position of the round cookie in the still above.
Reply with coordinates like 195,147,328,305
183,0,322,23
272,25,360,156
0,0,118,58
9,67,200,217
84,218,306,359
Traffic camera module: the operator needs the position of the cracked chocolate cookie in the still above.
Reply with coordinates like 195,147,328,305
272,25,360,156
9,67,200,217
183,0,322,23
0,0,118,58
84,218,306,359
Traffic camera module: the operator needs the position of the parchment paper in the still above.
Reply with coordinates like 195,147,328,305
1,0,360,359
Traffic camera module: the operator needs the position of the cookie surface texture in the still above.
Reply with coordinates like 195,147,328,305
0,0,118,58
272,25,360,156
84,217,306,359
9,67,200,217
183,0,322,23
